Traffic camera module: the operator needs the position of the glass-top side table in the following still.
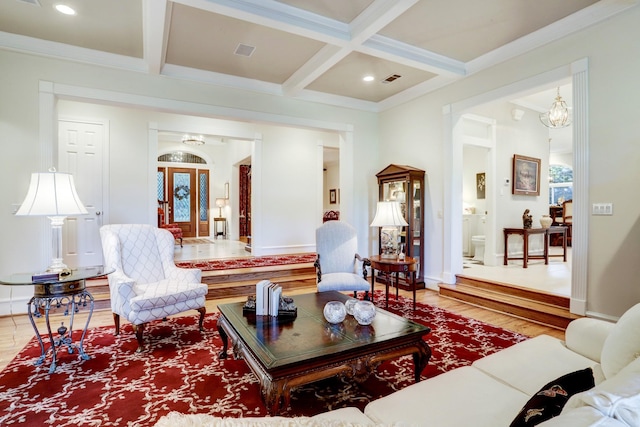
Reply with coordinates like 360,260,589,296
0,266,113,374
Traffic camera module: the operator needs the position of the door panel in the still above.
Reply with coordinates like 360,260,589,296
168,168,197,238
58,120,104,268
198,170,210,236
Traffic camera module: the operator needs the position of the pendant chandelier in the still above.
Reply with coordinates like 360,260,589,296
181,134,205,145
539,87,571,128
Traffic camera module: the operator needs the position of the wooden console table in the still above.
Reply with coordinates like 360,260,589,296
370,255,418,310
503,226,567,268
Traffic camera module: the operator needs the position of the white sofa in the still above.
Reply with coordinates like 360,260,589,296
155,303,640,427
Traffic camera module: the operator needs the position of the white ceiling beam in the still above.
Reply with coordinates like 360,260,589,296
0,31,147,72
282,0,417,97
143,0,170,75
361,35,466,77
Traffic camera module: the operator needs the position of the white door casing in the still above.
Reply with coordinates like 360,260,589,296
58,119,107,268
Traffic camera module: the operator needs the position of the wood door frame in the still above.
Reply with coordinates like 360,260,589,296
168,167,197,238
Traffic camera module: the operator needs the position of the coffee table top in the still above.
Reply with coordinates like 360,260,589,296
217,291,430,372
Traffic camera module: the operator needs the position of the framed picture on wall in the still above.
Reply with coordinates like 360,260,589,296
512,154,541,196
476,173,486,199
329,189,337,204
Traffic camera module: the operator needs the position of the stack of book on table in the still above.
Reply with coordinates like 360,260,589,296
255,279,282,317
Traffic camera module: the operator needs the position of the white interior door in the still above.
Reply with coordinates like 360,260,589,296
58,119,105,268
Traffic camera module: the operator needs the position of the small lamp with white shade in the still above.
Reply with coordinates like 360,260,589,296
15,168,88,275
370,201,408,259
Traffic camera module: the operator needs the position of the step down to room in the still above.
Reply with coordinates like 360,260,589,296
202,263,317,299
439,274,581,329
85,263,317,310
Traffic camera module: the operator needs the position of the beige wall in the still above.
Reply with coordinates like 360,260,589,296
379,7,640,318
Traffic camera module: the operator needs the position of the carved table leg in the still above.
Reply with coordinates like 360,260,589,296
217,317,229,359
412,340,432,382
263,379,286,415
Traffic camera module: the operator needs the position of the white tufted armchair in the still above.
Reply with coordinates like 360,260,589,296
314,221,371,299
100,224,208,352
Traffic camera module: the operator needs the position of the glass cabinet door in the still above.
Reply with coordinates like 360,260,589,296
376,164,425,286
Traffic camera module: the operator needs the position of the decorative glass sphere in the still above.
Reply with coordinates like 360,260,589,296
344,298,358,316
323,301,347,324
353,301,376,325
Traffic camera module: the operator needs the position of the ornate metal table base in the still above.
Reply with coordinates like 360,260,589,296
27,280,95,374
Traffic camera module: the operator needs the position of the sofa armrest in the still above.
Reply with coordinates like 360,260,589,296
565,317,616,363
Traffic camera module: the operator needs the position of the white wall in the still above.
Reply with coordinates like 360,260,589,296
323,163,340,211
0,50,378,314
379,6,640,317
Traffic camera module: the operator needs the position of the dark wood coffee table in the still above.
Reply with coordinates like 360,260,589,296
217,291,431,415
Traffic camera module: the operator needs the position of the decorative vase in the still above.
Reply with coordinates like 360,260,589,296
344,298,358,316
353,301,376,325
540,215,552,229
323,301,346,324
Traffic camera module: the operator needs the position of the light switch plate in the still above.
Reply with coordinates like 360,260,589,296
592,203,613,215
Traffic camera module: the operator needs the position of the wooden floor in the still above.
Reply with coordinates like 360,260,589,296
0,283,564,372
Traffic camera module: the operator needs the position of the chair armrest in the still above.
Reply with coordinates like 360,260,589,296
107,270,136,315
355,254,371,281
565,317,616,363
314,255,322,282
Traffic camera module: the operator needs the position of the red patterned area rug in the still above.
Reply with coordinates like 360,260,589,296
176,253,317,271
0,291,528,426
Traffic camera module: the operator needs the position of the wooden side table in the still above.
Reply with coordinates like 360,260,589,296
503,226,567,268
213,217,227,239
370,255,418,310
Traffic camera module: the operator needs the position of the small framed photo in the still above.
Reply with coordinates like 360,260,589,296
476,173,486,199
512,154,541,196
329,189,337,204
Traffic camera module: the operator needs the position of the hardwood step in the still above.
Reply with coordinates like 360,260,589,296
84,263,317,308
439,276,580,330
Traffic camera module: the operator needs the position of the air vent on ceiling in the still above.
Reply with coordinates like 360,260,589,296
381,74,402,84
16,0,41,5
234,43,256,57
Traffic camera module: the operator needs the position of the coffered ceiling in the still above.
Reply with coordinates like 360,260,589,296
0,0,636,111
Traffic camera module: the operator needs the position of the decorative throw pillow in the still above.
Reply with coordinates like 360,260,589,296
509,368,595,427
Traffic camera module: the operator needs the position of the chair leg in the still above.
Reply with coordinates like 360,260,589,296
364,291,370,301
197,307,206,331
113,313,120,336
134,323,145,353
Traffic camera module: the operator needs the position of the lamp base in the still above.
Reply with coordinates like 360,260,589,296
46,258,71,276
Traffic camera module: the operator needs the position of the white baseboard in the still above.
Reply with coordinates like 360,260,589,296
0,296,30,316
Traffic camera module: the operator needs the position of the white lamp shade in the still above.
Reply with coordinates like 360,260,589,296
370,201,408,227
16,172,88,216
215,198,226,208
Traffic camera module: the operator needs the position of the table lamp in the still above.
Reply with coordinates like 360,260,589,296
370,201,408,259
16,169,88,275
215,198,226,217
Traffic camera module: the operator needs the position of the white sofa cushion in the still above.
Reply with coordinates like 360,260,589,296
564,356,640,427
364,366,530,427
600,302,640,379
538,407,628,427
154,408,379,427
472,335,600,396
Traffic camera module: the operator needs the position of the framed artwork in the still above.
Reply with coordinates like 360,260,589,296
512,154,541,196
329,189,337,204
476,172,486,199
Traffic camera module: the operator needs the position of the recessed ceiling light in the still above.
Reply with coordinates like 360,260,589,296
54,4,76,15
362,75,375,82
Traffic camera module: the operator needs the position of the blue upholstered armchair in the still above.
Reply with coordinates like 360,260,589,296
314,221,371,299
